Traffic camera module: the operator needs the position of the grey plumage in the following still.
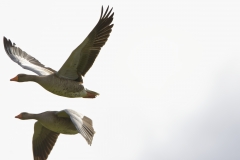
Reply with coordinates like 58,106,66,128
3,6,114,98
16,109,95,160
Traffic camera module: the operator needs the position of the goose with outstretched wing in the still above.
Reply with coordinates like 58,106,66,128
4,6,114,98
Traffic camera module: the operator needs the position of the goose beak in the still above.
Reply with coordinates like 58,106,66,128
10,76,18,81
15,114,21,119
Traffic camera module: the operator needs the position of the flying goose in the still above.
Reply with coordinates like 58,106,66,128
4,6,114,98
15,109,95,160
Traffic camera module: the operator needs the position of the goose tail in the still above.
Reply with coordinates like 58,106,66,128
83,89,99,98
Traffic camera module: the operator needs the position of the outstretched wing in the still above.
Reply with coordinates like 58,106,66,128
56,109,95,145
57,6,114,82
3,37,56,76
32,121,60,160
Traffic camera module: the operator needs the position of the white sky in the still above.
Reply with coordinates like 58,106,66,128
1,0,240,159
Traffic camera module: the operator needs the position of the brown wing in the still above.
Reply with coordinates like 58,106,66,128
32,121,60,160
57,6,114,82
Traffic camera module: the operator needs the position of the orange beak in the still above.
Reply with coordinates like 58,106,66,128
15,114,22,119
10,76,18,81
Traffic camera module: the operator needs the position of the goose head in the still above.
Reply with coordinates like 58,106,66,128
15,112,30,120
10,74,27,82
10,74,36,82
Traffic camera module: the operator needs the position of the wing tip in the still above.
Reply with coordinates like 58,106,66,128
100,5,114,20
3,36,8,42
3,36,12,45
3,36,14,55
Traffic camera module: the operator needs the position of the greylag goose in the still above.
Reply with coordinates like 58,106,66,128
15,109,95,160
4,6,114,98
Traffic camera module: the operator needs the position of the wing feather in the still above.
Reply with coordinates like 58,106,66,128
56,109,95,145
3,37,56,76
32,121,59,160
57,6,114,82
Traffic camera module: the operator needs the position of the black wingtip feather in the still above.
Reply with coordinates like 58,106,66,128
106,7,113,18
102,6,109,18
3,36,13,57
100,6,104,20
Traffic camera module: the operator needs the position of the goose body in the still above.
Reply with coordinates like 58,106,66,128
39,74,88,98
21,74,90,98
15,109,95,160
4,6,114,98
35,111,79,134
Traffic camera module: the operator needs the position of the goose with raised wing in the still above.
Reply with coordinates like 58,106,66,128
4,6,114,98
15,109,95,160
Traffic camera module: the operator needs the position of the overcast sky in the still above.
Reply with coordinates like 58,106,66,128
1,0,240,159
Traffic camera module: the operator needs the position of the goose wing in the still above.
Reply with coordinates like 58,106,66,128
32,121,60,160
56,109,95,145
3,37,56,76
57,6,114,82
